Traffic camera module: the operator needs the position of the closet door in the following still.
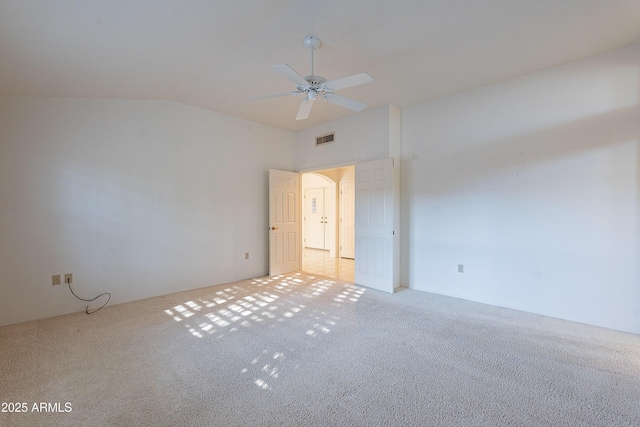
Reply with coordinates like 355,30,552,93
304,188,326,249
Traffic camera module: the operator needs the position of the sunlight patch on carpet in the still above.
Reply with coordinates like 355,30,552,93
163,273,366,341
162,272,367,391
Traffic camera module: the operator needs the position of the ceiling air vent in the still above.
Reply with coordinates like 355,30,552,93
316,132,335,146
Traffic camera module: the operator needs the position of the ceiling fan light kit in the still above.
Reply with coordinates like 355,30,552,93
251,36,374,120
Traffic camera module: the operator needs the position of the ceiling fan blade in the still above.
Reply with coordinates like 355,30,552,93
323,93,366,112
271,64,309,86
296,98,315,120
249,91,300,101
324,73,374,91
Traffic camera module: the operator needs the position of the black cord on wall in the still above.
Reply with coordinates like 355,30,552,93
67,278,111,314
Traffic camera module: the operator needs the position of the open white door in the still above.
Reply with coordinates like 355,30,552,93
269,169,300,276
355,158,396,293
340,180,355,259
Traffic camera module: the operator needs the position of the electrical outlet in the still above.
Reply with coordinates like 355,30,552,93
64,273,73,284
245,252,249,260
458,264,464,273
52,275,61,286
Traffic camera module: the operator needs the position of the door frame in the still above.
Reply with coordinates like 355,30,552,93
279,159,398,292
300,167,352,260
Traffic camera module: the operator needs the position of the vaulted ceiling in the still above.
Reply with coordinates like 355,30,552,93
1,0,639,132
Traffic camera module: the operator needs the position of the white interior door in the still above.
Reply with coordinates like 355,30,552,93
354,158,396,293
340,180,355,259
269,169,300,276
304,188,326,249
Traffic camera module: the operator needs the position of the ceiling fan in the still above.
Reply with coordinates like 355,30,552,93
251,36,374,120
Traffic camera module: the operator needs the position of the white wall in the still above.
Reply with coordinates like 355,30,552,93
295,105,392,170
401,43,640,334
0,96,294,326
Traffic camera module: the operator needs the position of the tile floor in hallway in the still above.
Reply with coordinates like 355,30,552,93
302,248,354,282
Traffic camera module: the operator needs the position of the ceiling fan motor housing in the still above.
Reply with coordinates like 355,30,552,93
298,75,330,98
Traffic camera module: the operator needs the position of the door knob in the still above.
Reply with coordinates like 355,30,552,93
270,226,279,230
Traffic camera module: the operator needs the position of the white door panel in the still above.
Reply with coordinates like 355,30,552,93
355,158,395,293
269,169,300,276
340,180,355,259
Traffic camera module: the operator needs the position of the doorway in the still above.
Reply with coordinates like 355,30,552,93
303,181,333,252
301,167,355,282
269,158,398,293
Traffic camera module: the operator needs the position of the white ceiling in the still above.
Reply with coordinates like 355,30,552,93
1,0,640,132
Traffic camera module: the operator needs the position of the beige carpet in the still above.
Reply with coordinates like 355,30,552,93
1,273,639,426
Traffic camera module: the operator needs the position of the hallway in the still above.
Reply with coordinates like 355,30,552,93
302,248,354,282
